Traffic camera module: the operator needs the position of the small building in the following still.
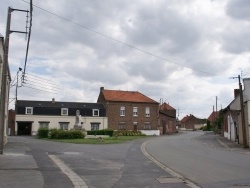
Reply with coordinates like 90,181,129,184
159,102,177,134
180,114,206,130
15,99,108,136
97,87,160,135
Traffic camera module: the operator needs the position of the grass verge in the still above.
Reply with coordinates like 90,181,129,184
41,136,148,144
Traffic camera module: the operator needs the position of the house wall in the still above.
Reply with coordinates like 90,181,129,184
159,113,176,134
15,115,108,135
105,102,159,131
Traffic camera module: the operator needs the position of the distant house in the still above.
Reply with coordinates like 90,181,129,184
15,99,108,135
97,87,160,135
159,102,177,134
180,114,206,130
207,111,219,124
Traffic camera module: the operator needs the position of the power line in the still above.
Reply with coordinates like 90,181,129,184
22,85,58,94
21,0,219,77
25,72,60,86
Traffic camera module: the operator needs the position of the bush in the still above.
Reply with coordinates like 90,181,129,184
114,130,146,136
87,129,114,137
49,129,85,139
38,128,49,138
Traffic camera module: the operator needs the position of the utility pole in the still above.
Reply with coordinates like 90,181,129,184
0,7,28,154
238,75,248,148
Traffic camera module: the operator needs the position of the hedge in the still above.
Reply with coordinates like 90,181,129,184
37,128,49,138
87,129,114,137
49,129,85,139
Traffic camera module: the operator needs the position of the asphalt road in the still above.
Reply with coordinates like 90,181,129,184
145,131,250,188
3,136,190,188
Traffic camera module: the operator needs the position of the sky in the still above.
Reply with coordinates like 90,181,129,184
1,0,250,120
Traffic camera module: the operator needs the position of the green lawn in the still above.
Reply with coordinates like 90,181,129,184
42,136,149,144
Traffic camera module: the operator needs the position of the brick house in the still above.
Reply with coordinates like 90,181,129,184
97,87,160,135
15,99,108,135
180,114,206,130
159,102,177,134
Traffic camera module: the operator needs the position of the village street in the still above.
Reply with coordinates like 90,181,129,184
1,132,250,188
146,131,250,188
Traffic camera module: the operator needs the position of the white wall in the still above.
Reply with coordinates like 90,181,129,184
15,115,108,135
141,130,160,136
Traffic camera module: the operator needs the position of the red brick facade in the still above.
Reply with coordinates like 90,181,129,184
159,103,177,134
97,87,159,131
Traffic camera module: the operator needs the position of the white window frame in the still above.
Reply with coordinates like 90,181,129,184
59,122,69,130
92,109,99,116
118,122,126,130
145,107,150,117
61,108,68,116
120,106,125,116
91,123,100,130
25,107,33,115
133,107,138,117
144,122,151,130
39,122,49,129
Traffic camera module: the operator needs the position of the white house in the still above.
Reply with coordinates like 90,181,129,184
228,78,250,147
15,99,108,135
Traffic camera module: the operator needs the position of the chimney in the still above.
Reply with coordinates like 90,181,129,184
100,87,104,92
234,89,240,98
52,98,55,103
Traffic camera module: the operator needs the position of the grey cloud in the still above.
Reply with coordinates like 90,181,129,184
226,0,250,21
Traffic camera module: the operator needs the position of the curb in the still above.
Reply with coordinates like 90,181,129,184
141,141,201,188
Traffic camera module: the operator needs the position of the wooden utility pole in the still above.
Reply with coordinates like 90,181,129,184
238,75,248,148
0,7,12,155
0,7,28,154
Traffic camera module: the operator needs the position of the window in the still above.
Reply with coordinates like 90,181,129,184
91,123,100,130
61,108,68,116
144,122,151,130
145,107,150,117
118,122,126,130
120,106,125,116
25,107,33,115
133,107,138,117
92,109,99,116
39,122,49,129
59,122,69,130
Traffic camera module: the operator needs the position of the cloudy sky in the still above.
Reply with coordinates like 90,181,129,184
1,0,250,119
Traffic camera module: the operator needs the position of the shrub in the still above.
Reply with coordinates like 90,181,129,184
114,130,146,136
87,129,114,137
49,129,85,139
37,128,49,138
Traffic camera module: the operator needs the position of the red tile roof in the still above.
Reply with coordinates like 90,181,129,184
102,89,158,103
160,102,175,110
181,115,191,123
207,111,219,122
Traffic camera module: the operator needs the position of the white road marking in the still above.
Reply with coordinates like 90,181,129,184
49,155,88,188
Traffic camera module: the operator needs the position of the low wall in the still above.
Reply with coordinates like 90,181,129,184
140,130,160,136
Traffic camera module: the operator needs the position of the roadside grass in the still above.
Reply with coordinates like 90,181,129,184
41,136,149,144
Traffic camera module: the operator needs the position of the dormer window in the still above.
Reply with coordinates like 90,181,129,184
93,109,99,116
61,108,68,116
25,107,33,115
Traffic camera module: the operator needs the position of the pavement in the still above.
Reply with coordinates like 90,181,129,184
0,132,249,188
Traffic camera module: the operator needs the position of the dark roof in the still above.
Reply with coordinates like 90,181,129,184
16,100,104,109
101,89,158,103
